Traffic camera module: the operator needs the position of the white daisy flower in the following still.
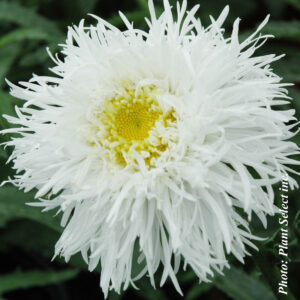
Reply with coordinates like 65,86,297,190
2,0,299,296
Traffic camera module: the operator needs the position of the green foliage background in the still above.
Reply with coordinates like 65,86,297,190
0,0,299,299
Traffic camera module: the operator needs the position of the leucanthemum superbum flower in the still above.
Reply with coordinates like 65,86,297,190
2,0,299,296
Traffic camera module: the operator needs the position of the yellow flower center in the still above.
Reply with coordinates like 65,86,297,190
89,84,177,168
116,102,159,141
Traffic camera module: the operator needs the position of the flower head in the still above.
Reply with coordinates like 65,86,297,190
2,0,299,296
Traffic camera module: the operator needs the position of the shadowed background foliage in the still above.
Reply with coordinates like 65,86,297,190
0,0,299,299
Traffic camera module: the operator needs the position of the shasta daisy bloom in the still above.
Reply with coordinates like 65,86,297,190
1,0,299,296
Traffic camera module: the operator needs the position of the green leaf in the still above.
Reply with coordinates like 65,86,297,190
133,278,168,300
257,44,300,83
0,1,63,38
286,0,300,11
0,186,62,232
108,291,123,300
186,282,212,300
0,90,16,122
19,42,60,68
263,0,286,18
0,214,10,228
0,269,78,294
198,0,256,27
130,240,146,278
136,0,149,11
0,219,88,270
0,148,7,160
0,219,58,256
0,44,21,88
252,249,297,300
293,210,300,238
59,0,98,21
274,55,300,83
213,266,276,300
0,28,54,48
75,0,98,15
0,90,16,158
108,11,146,27
290,243,300,262
177,269,197,283
19,47,50,67
262,21,300,42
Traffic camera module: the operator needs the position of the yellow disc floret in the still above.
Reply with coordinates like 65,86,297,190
89,84,177,168
117,102,159,141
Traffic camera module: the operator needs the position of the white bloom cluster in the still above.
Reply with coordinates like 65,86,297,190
2,0,299,296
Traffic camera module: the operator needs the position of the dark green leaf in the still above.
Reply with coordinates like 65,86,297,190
0,90,16,158
0,44,21,88
136,0,149,11
75,0,98,15
177,269,197,283
263,0,286,18
213,266,276,300
108,291,123,300
293,210,300,237
0,269,78,294
0,186,62,232
198,0,256,27
262,21,300,42
252,248,297,300
0,90,15,115
0,28,54,48
186,282,212,300
108,11,146,27
0,90,16,128
0,214,10,228
0,219,58,257
0,1,63,38
286,0,300,11
0,148,7,160
0,219,88,270
133,278,168,300
19,43,60,68
274,55,300,83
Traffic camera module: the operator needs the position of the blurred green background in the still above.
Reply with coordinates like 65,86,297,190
0,0,299,299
